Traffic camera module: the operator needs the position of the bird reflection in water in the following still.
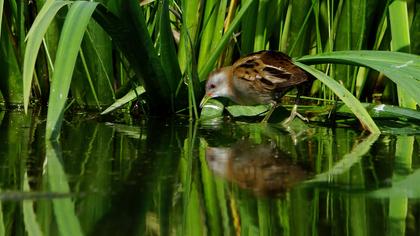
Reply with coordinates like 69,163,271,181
205,140,310,196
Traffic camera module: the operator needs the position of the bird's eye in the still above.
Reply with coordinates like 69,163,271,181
209,84,216,89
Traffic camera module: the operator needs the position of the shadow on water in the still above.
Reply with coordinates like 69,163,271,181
0,110,419,235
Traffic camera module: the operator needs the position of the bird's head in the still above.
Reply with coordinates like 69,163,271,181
200,67,233,107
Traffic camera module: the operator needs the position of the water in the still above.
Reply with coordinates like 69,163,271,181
0,110,419,235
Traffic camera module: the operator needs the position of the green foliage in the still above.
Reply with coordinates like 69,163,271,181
0,0,419,138
1,112,419,234
296,61,380,133
45,1,98,140
46,141,83,236
297,51,420,105
100,85,145,115
93,1,174,113
23,1,71,112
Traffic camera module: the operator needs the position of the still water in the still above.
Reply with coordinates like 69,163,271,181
0,110,419,235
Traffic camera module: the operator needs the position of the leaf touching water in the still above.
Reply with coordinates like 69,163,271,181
226,104,270,117
295,62,381,133
101,86,145,115
297,51,420,105
46,1,98,140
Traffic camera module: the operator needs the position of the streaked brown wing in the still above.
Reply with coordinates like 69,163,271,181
232,50,308,93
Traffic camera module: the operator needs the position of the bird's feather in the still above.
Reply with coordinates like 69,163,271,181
233,51,308,92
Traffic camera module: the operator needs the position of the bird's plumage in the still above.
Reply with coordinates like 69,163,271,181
203,50,310,105
201,50,312,123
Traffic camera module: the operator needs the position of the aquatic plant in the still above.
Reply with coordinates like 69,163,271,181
0,0,418,139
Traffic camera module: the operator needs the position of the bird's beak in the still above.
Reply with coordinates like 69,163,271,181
199,94,212,108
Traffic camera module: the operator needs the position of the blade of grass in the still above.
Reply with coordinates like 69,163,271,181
0,16,23,105
279,0,292,52
0,198,4,236
84,29,115,100
23,1,72,113
295,62,380,133
388,135,412,230
46,1,98,140
23,173,43,236
71,21,115,109
93,1,173,113
308,133,379,182
254,0,269,51
101,85,145,115
159,0,181,93
297,51,420,105
199,139,222,236
211,0,228,54
199,0,256,81
285,0,313,56
46,141,83,236
389,0,416,109
0,0,4,37
178,0,202,74
197,0,218,70
78,48,101,109
240,0,257,54
411,4,420,54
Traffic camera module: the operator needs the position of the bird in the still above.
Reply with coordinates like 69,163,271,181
205,140,310,195
200,50,312,123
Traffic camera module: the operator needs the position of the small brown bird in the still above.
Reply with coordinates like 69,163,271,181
200,50,312,123
205,140,310,195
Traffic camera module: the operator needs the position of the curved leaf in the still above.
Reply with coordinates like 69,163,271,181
23,1,72,113
46,1,98,140
198,0,257,80
101,86,145,115
297,51,420,105
295,62,380,133
46,141,83,235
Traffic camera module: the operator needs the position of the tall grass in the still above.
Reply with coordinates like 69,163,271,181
0,0,418,138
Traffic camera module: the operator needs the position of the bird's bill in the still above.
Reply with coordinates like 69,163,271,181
199,94,212,108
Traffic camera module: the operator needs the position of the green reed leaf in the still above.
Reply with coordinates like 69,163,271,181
46,141,83,236
199,0,256,81
23,1,72,113
101,86,145,115
295,61,380,133
297,51,420,105
46,1,98,140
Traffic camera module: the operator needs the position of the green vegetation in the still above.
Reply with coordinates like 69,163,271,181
0,0,419,139
0,112,419,235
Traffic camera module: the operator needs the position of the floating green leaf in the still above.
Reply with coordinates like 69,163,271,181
226,104,270,117
200,99,224,120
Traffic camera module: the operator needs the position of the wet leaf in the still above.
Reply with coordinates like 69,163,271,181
101,86,145,115
336,102,420,121
200,99,224,120
295,62,380,133
297,51,420,105
226,104,270,117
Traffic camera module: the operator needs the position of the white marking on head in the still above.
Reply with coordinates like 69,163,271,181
205,69,232,98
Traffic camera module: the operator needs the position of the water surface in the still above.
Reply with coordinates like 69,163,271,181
0,110,419,235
